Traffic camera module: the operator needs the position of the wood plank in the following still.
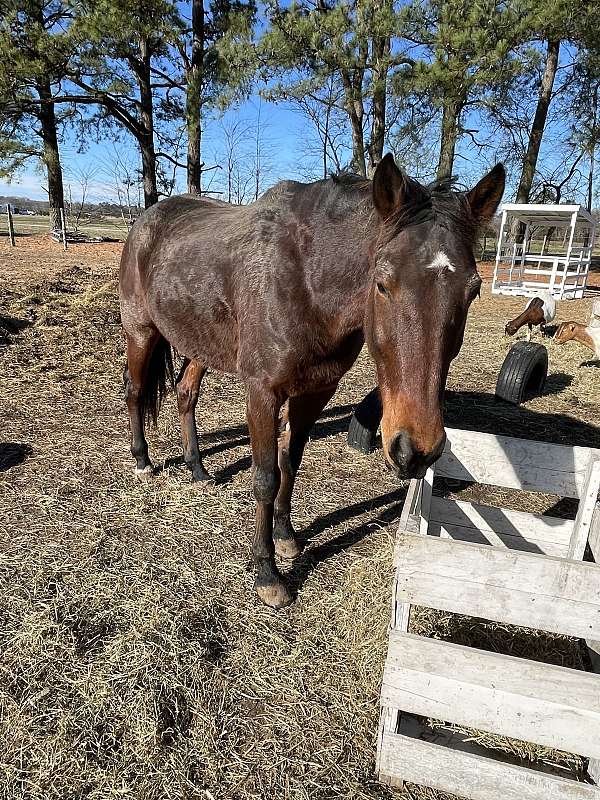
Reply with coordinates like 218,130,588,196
418,468,433,536
376,708,404,789
378,732,600,800
428,497,573,556
394,533,600,639
398,478,421,533
568,460,600,560
432,525,570,557
589,503,600,563
589,759,600,790
382,632,600,759
437,429,600,498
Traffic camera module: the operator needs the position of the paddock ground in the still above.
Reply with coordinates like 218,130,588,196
1,236,599,800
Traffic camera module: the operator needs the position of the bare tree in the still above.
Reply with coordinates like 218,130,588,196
283,79,349,179
65,164,100,231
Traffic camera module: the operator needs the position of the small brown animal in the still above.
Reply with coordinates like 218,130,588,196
554,321,600,360
505,292,556,340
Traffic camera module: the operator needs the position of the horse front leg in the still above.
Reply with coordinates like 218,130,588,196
246,382,292,609
274,385,338,559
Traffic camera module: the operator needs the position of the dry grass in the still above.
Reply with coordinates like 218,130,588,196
0,246,599,800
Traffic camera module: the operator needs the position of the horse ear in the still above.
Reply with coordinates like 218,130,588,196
372,153,410,220
466,163,506,222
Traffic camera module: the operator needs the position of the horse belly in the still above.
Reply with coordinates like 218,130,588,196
147,282,239,374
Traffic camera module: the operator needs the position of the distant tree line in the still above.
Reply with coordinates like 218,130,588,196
1,0,599,230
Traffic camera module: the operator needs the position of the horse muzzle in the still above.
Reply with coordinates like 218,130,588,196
386,430,447,480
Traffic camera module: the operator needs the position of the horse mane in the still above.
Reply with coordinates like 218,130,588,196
383,176,477,244
260,171,476,243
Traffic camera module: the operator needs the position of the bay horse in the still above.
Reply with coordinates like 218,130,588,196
119,154,505,608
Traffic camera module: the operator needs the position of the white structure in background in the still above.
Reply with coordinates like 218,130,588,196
492,203,597,300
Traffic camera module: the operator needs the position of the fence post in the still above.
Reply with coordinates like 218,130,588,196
6,204,15,247
59,207,67,251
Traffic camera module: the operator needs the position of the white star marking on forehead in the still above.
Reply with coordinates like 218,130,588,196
426,251,455,272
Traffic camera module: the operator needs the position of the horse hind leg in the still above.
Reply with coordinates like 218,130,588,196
176,358,211,482
124,327,173,476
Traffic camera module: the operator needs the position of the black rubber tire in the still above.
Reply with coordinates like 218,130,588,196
495,341,548,405
347,387,383,453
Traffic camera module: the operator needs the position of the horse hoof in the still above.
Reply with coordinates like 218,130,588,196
135,464,154,479
256,581,294,609
274,536,302,559
190,465,213,483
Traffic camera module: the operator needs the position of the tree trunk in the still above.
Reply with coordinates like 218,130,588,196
341,69,366,176
186,0,204,194
137,37,158,208
36,79,64,230
587,84,598,213
588,148,595,213
436,97,462,181
367,17,390,176
515,40,560,205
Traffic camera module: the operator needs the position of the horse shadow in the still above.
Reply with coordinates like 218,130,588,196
158,387,600,594
0,443,33,472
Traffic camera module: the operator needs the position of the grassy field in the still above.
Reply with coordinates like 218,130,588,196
0,237,599,800
1,213,129,241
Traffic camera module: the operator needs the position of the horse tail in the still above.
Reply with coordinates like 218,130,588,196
141,336,175,427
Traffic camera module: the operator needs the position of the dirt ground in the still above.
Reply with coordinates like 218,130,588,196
0,235,599,800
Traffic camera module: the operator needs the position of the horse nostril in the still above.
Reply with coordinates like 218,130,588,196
388,431,446,479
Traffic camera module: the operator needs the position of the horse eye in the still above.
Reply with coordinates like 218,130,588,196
376,282,389,297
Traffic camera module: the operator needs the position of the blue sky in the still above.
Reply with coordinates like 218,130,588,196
0,97,309,203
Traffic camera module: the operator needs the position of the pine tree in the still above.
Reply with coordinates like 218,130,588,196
398,0,523,181
246,0,412,177
64,0,184,208
0,0,74,229
180,0,256,194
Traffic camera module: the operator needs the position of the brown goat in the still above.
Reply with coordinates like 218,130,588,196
554,321,600,360
505,293,556,340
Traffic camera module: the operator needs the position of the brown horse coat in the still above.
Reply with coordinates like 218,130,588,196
120,155,505,607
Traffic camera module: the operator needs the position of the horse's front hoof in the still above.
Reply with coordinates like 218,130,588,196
274,536,302,559
256,580,294,609
135,464,154,479
190,464,213,482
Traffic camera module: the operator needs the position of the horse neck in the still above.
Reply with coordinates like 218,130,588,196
321,206,378,335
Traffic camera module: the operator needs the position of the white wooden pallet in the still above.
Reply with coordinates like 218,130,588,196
377,428,600,799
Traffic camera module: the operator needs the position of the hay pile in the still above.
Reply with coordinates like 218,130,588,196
0,252,598,800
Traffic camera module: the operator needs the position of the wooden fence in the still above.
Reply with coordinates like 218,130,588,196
377,428,600,799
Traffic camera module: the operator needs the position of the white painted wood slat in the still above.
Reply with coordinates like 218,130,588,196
436,429,600,498
378,733,600,800
382,631,600,759
428,497,574,556
568,459,600,560
398,478,421,534
394,533,600,639
589,502,600,563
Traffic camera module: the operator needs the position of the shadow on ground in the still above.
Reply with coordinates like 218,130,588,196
0,443,33,472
